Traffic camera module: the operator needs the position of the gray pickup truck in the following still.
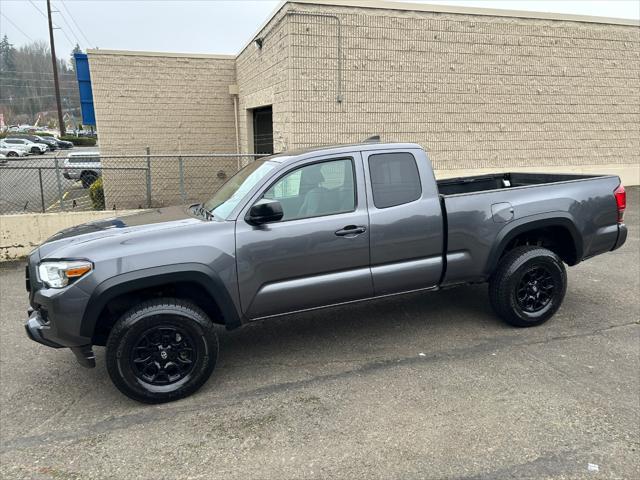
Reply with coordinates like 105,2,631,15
25,142,627,403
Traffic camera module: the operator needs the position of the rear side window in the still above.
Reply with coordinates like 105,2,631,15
368,152,422,208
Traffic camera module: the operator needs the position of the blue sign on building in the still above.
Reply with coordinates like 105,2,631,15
74,53,96,126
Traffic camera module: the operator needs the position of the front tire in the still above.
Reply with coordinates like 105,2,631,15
489,246,567,327
106,299,218,403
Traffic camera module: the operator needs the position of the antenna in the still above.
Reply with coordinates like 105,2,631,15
363,135,380,143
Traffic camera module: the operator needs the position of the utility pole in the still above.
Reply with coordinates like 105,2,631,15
47,0,66,136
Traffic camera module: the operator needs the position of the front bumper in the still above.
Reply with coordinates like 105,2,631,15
25,309,64,348
25,309,96,368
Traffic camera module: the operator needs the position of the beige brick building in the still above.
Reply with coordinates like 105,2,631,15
88,0,640,206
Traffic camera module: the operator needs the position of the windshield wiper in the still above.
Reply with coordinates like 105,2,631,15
189,203,213,221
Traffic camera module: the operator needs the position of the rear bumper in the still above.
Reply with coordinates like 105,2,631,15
612,224,627,251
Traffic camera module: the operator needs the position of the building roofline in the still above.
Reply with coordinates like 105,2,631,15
235,0,638,60
288,0,639,27
87,0,639,62
86,49,235,60
236,1,289,58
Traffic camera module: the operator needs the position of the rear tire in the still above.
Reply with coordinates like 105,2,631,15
489,246,566,327
7,151,18,157
106,298,218,403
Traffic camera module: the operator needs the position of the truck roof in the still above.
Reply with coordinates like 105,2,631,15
266,142,423,164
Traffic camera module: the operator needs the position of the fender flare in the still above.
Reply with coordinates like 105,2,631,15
484,213,584,277
80,263,242,338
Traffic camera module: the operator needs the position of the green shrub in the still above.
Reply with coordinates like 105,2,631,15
59,135,97,146
89,177,105,210
35,132,54,137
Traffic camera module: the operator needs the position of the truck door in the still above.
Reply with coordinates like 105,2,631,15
362,148,444,295
235,152,373,319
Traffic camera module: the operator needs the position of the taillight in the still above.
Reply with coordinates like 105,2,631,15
614,184,626,223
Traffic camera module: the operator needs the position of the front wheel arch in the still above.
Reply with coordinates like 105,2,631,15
83,264,242,344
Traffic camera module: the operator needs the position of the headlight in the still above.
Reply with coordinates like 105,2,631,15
38,260,92,288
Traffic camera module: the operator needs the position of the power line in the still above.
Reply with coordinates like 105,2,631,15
1,94,60,100
0,84,79,91
59,0,92,47
0,77,77,83
53,4,82,47
26,0,75,50
0,77,76,83
27,0,48,19
55,22,76,49
0,70,76,76
0,14,35,42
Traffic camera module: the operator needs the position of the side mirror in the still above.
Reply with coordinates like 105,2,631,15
247,198,284,225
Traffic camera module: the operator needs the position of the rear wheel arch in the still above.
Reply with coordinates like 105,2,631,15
83,264,242,345
486,215,583,276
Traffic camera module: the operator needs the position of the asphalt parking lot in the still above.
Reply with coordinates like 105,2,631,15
0,188,638,479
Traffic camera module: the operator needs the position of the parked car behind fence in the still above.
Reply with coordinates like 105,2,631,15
63,151,102,188
0,143,30,158
1,138,48,155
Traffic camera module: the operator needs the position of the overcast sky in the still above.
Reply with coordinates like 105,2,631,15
1,0,638,56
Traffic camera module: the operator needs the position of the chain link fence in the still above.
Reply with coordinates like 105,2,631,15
0,152,264,215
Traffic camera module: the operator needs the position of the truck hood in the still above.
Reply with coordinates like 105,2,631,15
37,205,205,258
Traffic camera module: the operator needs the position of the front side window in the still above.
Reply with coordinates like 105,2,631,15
368,152,422,208
263,158,355,221
204,159,276,219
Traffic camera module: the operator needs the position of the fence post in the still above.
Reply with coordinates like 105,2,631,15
38,168,45,213
178,155,186,202
54,157,65,211
145,146,152,208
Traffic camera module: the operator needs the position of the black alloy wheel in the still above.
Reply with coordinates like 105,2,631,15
516,266,555,313
489,246,567,327
106,299,218,403
131,325,197,386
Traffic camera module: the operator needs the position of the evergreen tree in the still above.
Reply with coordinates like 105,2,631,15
0,34,17,72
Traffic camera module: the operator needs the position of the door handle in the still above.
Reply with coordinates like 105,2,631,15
335,225,367,237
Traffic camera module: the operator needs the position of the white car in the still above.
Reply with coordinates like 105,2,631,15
1,138,48,155
0,143,29,158
63,151,101,188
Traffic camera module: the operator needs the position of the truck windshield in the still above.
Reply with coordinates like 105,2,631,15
204,160,276,219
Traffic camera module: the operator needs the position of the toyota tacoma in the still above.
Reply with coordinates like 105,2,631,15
25,142,628,403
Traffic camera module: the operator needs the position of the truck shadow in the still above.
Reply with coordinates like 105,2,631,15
215,283,505,372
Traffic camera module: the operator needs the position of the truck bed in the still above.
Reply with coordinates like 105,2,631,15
437,172,605,196
438,172,622,286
